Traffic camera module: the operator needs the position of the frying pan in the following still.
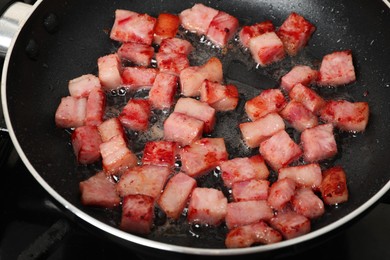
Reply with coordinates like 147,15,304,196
1,0,390,257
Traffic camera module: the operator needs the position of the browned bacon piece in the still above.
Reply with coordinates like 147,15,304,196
267,178,296,210
269,210,311,239
206,11,239,47
320,166,349,205
153,13,180,44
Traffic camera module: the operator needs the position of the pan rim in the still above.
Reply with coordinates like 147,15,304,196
2,0,390,255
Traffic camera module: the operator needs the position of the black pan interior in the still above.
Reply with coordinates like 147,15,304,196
4,0,390,249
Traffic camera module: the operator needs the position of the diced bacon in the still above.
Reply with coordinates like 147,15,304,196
156,52,190,76
267,178,296,210
319,100,369,132
117,165,171,199
232,179,270,202
117,42,154,66
280,101,318,132
187,187,227,226
225,221,282,248
120,194,154,235
121,67,158,90
239,112,285,148
292,188,325,219
98,53,122,90
55,96,87,128
71,125,102,164
119,99,150,131
278,163,322,190
158,38,193,55
239,21,275,48
245,89,287,121
157,172,197,219
100,135,138,175
110,9,156,45
200,80,239,111
142,140,177,167
180,138,228,177
149,72,178,110
277,12,315,56
269,210,311,239
79,171,121,208
289,83,325,114
225,200,273,229
206,11,239,47
300,123,337,163
97,117,126,143
248,32,286,67
180,57,223,97
163,112,204,146
317,50,356,86
68,74,101,98
174,97,216,133
153,13,180,44
85,88,105,127
320,166,349,205
259,130,302,171
221,155,270,188
280,65,318,92
179,4,219,35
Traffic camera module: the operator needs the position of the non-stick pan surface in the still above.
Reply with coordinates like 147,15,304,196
2,0,390,255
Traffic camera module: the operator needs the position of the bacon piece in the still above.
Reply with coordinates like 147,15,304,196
121,67,158,90
232,179,270,202
97,117,126,143
55,96,87,128
142,140,177,167
280,65,318,92
79,171,121,208
187,187,227,226
320,166,349,205
317,50,356,86
153,13,180,44
248,32,286,67
158,38,193,55
117,165,171,199
85,88,106,127
120,194,154,235
200,80,239,111
163,112,204,146
300,123,337,163
149,72,178,110
259,130,302,171
239,21,275,48
72,125,102,164
226,200,273,229
157,172,197,219
280,101,318,132
68,74,101,98
267,178,296,210
319,100,369,132
174,97,216,134
180,138,228,177
180,57,223,97
239,112,285,148
245,89,287,121
156,52,190,76
119,99,150,131
100,135,138,175
206,11,239,47
179,4,219,35
289,83,325,114
278,163,322,190
110,9,156,45
221,155,270,188
225,221,282,248
98,53,122,90
292,188,325,219
117,42,154,66
269,210,311,239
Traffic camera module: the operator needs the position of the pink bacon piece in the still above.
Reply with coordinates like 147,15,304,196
85,88,105,127
206,11,239,47
320,166,349,205
239,20,275,48
119,99,151,132
142,140,177,167
232,179,270,202
72,125,102,164
117,42,154,67
289,83,325,114
268,178,296,210
98,53,122,90
292,188,325,219
179,4,219,35
153,13,180,44
149,72,178,110
280,100,318,132
97,117,126,143
280,65,318,92
158,38,193,55
248,31,286,67
163,112,204,146
225,200,273,229
200,80,239,112
278,163,322,190
269,210,311,240
68,74,101,98
55,96,86,128
245,88,287,121
156,52,190,76
121,67,158,90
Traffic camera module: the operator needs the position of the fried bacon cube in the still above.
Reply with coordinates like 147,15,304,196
156,52,190,76
206,11,239,47
55,96,87,128
280,65,318,92
119,99,151,132
232,179,270,202
158,38,193,55
292,188,325,219
121,67,158,90
85,88,106,127
248,32,286,67
97,117,126,143
278,163,322,190
267,178,296,210
153,13,180,44
269,210,311,240
142,140,177,167
320,166,349,205
245,88,287,121
199,80,239,111
68,74,101,98
225,200,273,229
289,83,325,114
98,53,122,90
163,112,204,146
149,72,178,110
72,125,102,164
280,100,318,132
179,3,219,35
239,20,275,48
117,42,154,67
